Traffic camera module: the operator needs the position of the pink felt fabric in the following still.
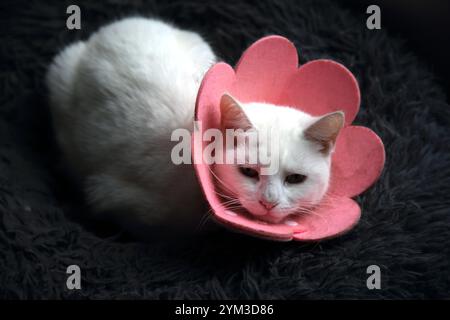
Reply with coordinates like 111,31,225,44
193,36,385,241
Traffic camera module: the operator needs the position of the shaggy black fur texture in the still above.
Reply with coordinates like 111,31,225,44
0,0,449,299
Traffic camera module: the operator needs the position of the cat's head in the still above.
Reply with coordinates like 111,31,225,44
213,94,344,223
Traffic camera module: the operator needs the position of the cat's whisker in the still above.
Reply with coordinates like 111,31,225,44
206,165,236,196
221,204,245,211
214,191,235,200
220,199,240,206
220,202,242,210
292,206,329,227
218,196,240,205
195,212,212,232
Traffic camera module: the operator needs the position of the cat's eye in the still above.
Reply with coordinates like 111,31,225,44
239,167,259,179
285,174,307,184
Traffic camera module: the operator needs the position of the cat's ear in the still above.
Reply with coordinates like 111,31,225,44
304,111,345,154
220,93,253,130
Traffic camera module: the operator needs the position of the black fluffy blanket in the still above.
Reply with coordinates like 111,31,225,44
1,0,449,299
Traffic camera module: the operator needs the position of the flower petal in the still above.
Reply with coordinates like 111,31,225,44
195,62,236,129
329,126,385,197
279,60,360,125
233,36,299,103
213,210,296,241
293,197,361,241
193,62,236,232
193,39,380,242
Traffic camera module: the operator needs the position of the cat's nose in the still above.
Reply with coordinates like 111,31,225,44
259,199,278,210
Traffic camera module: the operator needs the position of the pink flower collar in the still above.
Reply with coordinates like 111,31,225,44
193,36,385,241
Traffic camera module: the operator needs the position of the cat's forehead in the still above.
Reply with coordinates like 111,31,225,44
238,102,324,173
242,102,314,131
241,102,314,148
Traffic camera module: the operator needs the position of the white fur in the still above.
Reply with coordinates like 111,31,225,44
47,17,216,228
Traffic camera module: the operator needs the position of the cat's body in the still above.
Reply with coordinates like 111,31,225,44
47,17,216,229
47,17,343,235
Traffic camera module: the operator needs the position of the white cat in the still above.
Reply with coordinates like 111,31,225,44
215,94,344,224
47,17,343,235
